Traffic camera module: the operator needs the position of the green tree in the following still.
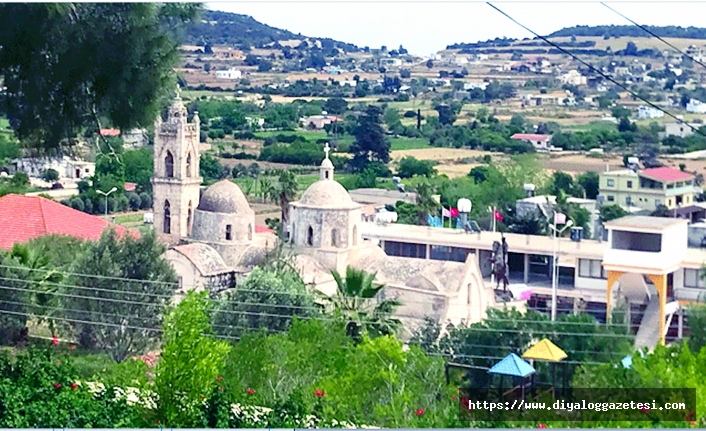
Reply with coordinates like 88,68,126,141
415,180,440,225
350,105,390,173
0,3,200,151
155,291,231,427
321,267,401,341
276,170,298,235
65,229,176,362
397,156,437,179
123,147,154,193
577,171,600,199
599,204,628,222
687,305,706,353
323,97,348,115
200,153,228,182
212,249,317,338
651,204,672,217
41,169,60,182
435,105,456,126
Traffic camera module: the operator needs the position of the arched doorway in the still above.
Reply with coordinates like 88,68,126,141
187,201,192,235
186,153,192,177
331,228,338,247
307,226,314,246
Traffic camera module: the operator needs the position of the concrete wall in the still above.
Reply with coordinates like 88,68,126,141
191,209,254,243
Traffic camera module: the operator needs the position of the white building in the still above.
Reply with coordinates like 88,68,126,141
380,58,403,67
215,68,242,80
664,122,696,138
687,99,706,114
558,70,587,86
12,156,95,181
464,82,488,91
636,105,664,119
510,133,554,152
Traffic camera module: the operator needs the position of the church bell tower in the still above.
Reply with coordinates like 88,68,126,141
151,86,202,244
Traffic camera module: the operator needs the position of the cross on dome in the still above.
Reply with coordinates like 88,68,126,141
175,84,181,99
324,142,330,159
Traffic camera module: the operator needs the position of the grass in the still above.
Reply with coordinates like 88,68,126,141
254,130,328,141
390,137,430,151
0,117,9,130
114,212,144,225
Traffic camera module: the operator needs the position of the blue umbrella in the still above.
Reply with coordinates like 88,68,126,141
488,353,536,378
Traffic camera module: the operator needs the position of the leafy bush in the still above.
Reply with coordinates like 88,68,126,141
70,197,85,212
139,192,152,210
127,192,142,211
397,156,437,178
259,142,324,166
42,168,60,182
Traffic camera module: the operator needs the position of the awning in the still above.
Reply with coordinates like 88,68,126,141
488,353,536,378
522,339,567,362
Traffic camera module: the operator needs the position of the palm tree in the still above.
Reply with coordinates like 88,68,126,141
414,180,439,226
320,267,401,341
258,177,274,203
276,170,298,237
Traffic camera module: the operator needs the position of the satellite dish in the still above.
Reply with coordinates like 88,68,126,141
457,198,472,213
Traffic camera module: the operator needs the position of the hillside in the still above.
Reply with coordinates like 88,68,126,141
548,25,706,40
184,9,359,52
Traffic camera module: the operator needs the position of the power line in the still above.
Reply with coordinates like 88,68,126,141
486,1,706,139
601,2,706,73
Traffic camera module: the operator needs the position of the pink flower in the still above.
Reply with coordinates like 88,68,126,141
315,388,325,397
245,387,255,395
69,345,75,351
641,407,650,413
54,382,62,389
415,408,424,416
537,424,547,429
71,383,78,391
52,335,59,346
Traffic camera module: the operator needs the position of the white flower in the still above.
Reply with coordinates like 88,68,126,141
84,381,106,395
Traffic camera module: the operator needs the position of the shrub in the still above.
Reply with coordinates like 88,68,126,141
116,195,129,212
139,192,152,210
83,197,94,214
127,192,142,211
42,168,60,182
70,198,85,212
259,142,324,166
397,156,437,179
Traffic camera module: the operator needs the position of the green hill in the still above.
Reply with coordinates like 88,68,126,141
184,9,359,52
547,25,706,40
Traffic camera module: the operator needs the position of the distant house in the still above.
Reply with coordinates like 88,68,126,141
122,128,148,148
687,99,706,114
339,79,357,87
324,66,343,75
510,133,553,151
99,128,120,137
464,82,488,91
599,167,701,211
380,58,403,67
12,156,95,181
664,122,696,138
215,68,242,80
636,106,664,119
0,194,135,251
215,49,244,60
301,115,343,130
246,117,265,129
558,70,587,86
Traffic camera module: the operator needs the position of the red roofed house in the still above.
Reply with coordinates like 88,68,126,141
510,133,554,151
0,194,136,251
599,166,702,212
99,128,121,137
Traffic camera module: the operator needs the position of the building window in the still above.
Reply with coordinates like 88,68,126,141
352,225,357,246
187,201,192,235
291,224,295,242
384,241,427,259
165,151,174,178
163,200,171,234
578,259,606,279
606,179,615,187
247,224,252,241
225,224,232,240
331,228,338,247
325,171,329,179
684,268,705,288
627,180,633,188
186,153,192,178
307,226,314,246
607,195,615,202
668,199,672,206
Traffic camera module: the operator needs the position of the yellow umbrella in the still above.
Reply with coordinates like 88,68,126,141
522,339,567,362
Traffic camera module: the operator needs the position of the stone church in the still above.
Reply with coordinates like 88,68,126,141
153,92,497,335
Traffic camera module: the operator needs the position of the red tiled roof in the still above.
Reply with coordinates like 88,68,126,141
124,182,137,193
0,194,136,251
511,133,552,142
639,167,693,182
99,128,120,137
255,225,274,234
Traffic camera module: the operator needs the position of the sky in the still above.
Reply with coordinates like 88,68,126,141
207,1,706,55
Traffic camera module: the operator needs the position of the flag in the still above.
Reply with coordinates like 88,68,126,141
442,207,451,217
450,207,459,218
554,212,567,225
494,210,503,221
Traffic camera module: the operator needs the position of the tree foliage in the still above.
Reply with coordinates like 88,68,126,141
350,106,390,172
0,3,200,151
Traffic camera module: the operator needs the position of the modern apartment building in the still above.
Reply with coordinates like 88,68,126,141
599,167,700,211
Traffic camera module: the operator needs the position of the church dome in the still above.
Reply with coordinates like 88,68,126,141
198,180,252,213
297,179,357,208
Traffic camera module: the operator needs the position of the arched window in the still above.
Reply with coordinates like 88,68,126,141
325,171,329,179
186,153,192,178
331,228,338,247
225,225,232,241
291,224,296,243
165,151,174,178
352,225,358,246
187,201,193,235
307,226,314,246
248,224,253,241
164,200,171,234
